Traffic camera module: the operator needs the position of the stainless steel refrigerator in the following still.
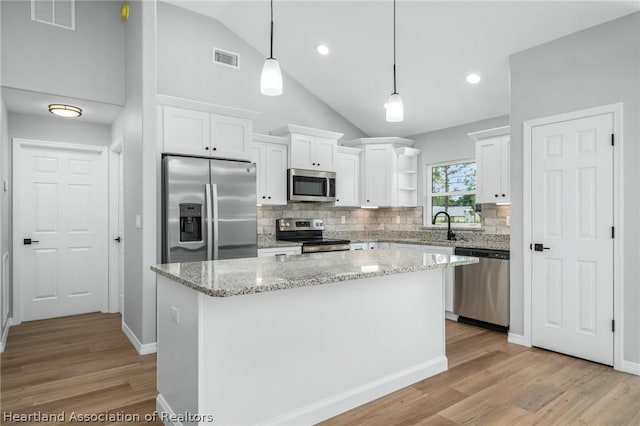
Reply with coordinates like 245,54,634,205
162,155,257,263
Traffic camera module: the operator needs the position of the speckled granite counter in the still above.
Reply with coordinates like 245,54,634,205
151,249,477,297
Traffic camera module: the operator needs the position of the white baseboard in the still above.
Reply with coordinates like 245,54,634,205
445,311,459,321
0,317,12,353
122,321,157,355
618,360,640,376
258,357,448,426
508,332,529,346
156,394,183,426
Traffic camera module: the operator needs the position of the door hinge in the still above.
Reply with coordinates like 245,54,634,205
612,319,615,332
611,226,615,239
611,134,615,146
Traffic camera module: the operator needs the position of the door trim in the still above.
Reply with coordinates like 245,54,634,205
108,139,123,313
522,103,624,372
12,138,108,324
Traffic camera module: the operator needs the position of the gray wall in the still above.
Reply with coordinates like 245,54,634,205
510,12,640,363
1,0,125,106
8,113,111,146
411,115,509,165
112,0,144,345
156,2,366,141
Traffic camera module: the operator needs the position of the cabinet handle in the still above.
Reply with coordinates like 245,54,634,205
317,163,320,166
502,194,506,197
213,147,217,151
312,162,316,166
494,194,499,197
262,196,266,199
367,199,370,203
268,196,271,199
336,199,340,202
205,147,209,150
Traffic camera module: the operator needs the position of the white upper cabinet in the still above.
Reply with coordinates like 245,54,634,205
335,146,362,207
469,126,510,204
252,134,288,205
210,114,252,161
271,125,344,172
161,105,252,161
343,137,421,208
163,106,210,156
363,144,394,206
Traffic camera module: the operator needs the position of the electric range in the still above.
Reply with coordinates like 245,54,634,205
275,218,351,253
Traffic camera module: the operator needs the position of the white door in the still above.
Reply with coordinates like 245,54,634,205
289,134,315,169
14,140,108,322
211,114,251,161
314,137,336,171
531,113,614,365
117,151,124,313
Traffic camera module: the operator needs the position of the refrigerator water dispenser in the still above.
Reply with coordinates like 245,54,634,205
179,203,202,242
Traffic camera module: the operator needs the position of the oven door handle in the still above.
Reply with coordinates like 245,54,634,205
303,244,351,253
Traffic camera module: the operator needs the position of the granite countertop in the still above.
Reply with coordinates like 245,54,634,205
151,250,478,298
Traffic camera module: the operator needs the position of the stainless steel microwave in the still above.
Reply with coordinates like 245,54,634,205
288,169,336,202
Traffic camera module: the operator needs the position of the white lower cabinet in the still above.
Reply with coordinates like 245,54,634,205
257,247,301,257
390,243,456,318
349,243,367,251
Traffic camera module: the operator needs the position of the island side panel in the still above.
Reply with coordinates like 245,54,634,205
198,268,446,425
157,275,199,424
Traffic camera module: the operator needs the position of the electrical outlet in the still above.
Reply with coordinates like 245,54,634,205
171,306,180,324
135,215,142,229
341,215,346,224
396,215,401,224
506,216,511,226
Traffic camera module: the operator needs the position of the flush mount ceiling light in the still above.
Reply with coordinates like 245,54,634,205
48,104,82,118
260,0,283,96
466,73,481,84
385,0,403,122
316,44,330,55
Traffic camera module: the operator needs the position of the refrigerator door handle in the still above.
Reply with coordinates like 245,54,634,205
205,183,213,260
212,183,219,260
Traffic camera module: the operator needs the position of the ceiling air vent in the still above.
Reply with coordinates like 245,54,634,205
213,48,240,69
31,0,75,30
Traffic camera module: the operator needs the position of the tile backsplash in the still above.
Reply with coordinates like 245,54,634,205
258,203,510,235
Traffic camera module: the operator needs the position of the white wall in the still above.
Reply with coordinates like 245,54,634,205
1,0,125,106
156,2,366,141
411,115,509,165
8,113,111,146
510,12,640,364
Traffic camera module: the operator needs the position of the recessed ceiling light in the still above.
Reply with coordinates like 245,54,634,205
466,73,481,84
48,104,82,118
317,44,330,55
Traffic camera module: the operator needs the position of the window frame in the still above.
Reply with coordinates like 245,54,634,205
423,158,481,229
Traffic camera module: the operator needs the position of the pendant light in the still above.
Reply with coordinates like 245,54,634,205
260,0,283,96
385,0,404,122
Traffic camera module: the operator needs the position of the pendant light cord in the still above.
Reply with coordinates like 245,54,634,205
392,0,397,95
269,0,274,59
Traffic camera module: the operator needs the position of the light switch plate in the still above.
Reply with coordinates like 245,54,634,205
135,215,142,228
506,216,511,226
171,306,180,324
341,216,346,224
396,215,401,224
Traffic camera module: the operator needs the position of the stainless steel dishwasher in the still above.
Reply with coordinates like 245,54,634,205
454,247,509,331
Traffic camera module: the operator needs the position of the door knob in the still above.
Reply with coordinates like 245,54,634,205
114,237,122,243
23,238,40,245
533,243,550,251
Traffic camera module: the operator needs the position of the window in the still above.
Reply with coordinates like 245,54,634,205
425,160,481,227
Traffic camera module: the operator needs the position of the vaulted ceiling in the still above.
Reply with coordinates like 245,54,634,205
166,0,639,137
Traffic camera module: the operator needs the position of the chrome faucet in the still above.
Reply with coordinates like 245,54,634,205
432,211,456,241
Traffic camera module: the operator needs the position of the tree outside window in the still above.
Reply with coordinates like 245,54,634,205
427,160,481,226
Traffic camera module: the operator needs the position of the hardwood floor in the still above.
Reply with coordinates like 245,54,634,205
321,322,640,426
1,313,161,425
2,314,639,425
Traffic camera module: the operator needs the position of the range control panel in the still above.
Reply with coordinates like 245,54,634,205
277,218,324,231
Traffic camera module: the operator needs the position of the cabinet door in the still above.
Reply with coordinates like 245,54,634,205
289,134,315,169
251,143,266,201
314,137,337,171
499,135,510,202
264,144,288,205
364,145,393,206
475,137,502,203
210,114,252,161
335,153,360,206
163,106,210,156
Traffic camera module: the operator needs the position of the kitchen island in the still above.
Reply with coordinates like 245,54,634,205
151,250,477,425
